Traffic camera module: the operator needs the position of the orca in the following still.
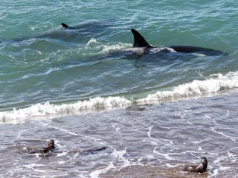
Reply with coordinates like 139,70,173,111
130,29,226,56
61,23,69,28
3,20,114,43
61,23,77,30
61,19,115,30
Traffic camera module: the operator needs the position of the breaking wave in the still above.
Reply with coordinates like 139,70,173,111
1,71,238,123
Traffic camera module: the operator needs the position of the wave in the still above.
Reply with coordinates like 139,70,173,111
83,38,132,55
0,97,131,124
1,71,238,123
139,71,238,103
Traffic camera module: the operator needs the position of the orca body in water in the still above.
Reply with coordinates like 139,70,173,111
3,20,114,43
129,29,226,56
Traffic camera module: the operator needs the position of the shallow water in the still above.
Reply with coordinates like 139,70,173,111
1,91,238,177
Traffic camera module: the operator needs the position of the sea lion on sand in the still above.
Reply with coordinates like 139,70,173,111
183,157,208,173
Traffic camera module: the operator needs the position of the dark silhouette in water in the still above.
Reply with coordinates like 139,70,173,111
78,146,107,155
27,140,55,154
61,23,68,28
3,20,114,42
183,157,208,173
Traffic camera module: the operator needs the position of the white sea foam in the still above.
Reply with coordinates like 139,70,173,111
111,149,131,167
138,71,238,104
166,163,179,168
1,71,238,123
0,97,131,123
89,162,115,178
84,38,131,55
210,127,237,142
110,148,144,171
102,42,132,53
153,147,174,160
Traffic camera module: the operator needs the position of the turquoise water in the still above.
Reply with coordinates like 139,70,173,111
1,1,238,177
1,0,237,118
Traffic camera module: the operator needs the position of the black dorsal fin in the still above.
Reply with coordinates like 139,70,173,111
131,29,153,48
61,23,68,28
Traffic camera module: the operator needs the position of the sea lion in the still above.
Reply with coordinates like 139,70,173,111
183,157,208,173
27,139,55,154
27,140,106,155
47,139,55,150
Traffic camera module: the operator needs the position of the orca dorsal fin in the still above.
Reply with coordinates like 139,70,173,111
131,29,153,48
61,23,68,28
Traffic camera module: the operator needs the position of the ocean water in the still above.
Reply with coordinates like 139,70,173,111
0,0,238,177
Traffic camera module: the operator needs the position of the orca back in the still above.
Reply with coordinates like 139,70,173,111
168,45,226,55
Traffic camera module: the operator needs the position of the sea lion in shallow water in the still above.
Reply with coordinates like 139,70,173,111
27,139,55,154
183,157,208,173
27,140,106,155
47,139,55,149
